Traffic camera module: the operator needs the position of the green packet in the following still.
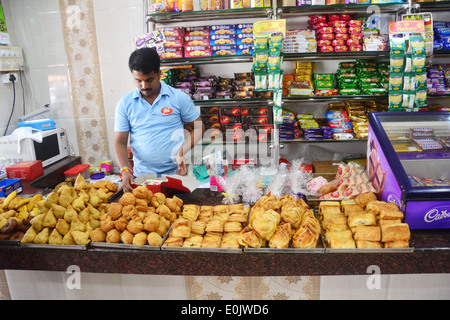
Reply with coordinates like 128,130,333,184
339,82,359,89
389,91,403,109
356,59,377,68
340,88,360,95
253,51,268,69
402,90,415,109
339,62,356,69
337,72,358,79
415,90,427,108
254,35,269,52
315,80,334,89
362,88,387,95
389,73,403,91
314,73,334,81
415,72,427,89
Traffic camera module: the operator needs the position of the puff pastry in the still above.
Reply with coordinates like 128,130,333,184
268,223,292,249
182,234,203,247
171,218,192,238
220,232,240,249
381,223,410,242
182,204,201,222
347,212,376,228
342,204,365,217
354,192,377,208
325,230,353,244
379,209,404,221
163,237,184,247
205,218,224,233
224,221,243,233
322,213,347,230
252,209,280,241
280,205,303,229
238,226,263,248
383,240,409,248
329,238,356,249
201,232,222,248
353,225,381,242
191,220,206,235
356,240,382,249
292,225,319,249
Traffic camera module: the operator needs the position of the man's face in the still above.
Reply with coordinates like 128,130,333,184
132,70,161,98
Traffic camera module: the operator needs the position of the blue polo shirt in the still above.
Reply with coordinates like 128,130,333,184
114,81,199,176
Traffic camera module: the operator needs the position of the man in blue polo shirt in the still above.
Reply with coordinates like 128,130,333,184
114,48,204,192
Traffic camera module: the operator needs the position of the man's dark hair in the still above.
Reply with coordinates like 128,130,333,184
128,47,160,74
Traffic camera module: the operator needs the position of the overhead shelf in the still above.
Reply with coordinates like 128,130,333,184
413,0,450,12
277,3,408,16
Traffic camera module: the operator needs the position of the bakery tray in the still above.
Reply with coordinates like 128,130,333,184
0,239,21,246
325,246,414,253
89,242,161,251
20,243,88,250
160,245,243,254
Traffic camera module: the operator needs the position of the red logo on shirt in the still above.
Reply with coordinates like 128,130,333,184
161,107,173,115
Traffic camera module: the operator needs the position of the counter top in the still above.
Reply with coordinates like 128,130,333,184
1,187,449,276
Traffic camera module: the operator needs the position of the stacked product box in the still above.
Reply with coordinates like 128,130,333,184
433,21,450,51
337,60,388,96
427,65,450,95
314,73,337,96
310,14,364,53
279,110,300,140
283,29,317,53
325,110,355,140
288,62,315,96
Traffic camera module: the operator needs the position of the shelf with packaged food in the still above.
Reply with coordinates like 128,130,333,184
147,7,273,23
193,97,272,106
413,0,450,12
284,51,389,61
282,94,388,102
277,2,408,17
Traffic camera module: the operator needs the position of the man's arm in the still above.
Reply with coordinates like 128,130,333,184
176,116,205,175
114,131,134,192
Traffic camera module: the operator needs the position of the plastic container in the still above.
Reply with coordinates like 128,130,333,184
0,179,22,197
64,164,91,180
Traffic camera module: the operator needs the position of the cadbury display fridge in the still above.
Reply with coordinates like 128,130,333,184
367,112,450,229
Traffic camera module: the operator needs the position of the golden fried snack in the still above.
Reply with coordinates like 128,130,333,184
106,229,121,243
182,234,203,247
34,227,50,244
31,213,45,233
21,226,37,243
119,192,136,207
51,204,67,219
71,230,90,245
132,185,149,200
280,205,303,229
127,219,144,234
70,215,86,232
205,218,224,233
252,209,279,241
74,174,89,191
63,205,78,223
55,218,70,236
143,213,160,232
122,204,138,220
89,228,106,242
381,223,410,242
100,216,115,233
78,207,90,224
238,225,263,248
151,192,166,207
114,217,129,232
157,205,176,222
356,240,382,249
135,198,148,212
182,204,201,221
163,237,183,247
71,196,86,213
62,231,76,245
166,198,181,214
292,225,319,249
201,232,222,248
88,204,101,220
155,216,170,237
120,230,134,244
147,232,163,246
107,202,123,220
42,209,57,228
224,221,243,233
44,192,59,208
133,232,147,246
383,240,409,248
49,229,63,245
191,220,206,235
220,232,240,249
172,218,191,238
354,192,377,208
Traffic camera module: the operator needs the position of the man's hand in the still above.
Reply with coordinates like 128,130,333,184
175,148,187,176
121,170,135,193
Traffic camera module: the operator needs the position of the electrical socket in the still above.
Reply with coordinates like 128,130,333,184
2,73,18,84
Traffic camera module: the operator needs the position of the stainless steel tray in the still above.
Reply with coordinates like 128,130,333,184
325,246,414,253
89,242,161,251
0,239,21,246
161,245,242,254
20,243,88,250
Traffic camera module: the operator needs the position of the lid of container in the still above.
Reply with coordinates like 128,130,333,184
64,164,91,175
90,172,105,180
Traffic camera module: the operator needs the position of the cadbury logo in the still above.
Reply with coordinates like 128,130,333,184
424,209,450,223
161,107,173,115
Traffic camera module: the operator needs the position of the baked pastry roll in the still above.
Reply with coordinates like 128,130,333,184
268,223,292,249
320,205,342,216
342,204,365,217
296,197,309,209
381,223,410,242
201,232,222,248
182,204,200,222
182,234,203,247
191,220,206,235
379,219,402,227
198,206,214,221
163,237,184,247
213,205,229,215
353,225,381,242
340,199,357,207
227,203,246,213
238,226,263,248
224,221,243,233
365,200,387,212
367,201,398,214
326,224,349,232
258,193,281,211
319,201,340,214
213,211,230,223
205,218,224,233
354,192,377,208
252,209,280,241
228,211,248,223
171,218,191,238
301,213,321,235
329,238,356,249
322,212,346,230
279,194,296,207
292,225,319,249
347,213,376,228
356,240,382,249
379,209,404,221
220,232,240,249
325,230,353,244
383,240,409,248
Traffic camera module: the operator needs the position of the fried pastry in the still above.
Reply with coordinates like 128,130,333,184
182,204,201,221
106,229,121,243
191,220,206,235
89,228,106,242
132,185,150,200
354,225,381,242
151,192,166,207
143,213,160,232
21,226,37,243
205,218,224,233
379,209,404,221
100,216,115,232
280,205,303,229
31,213,45,233
120,192,136,207
120,230,134,244
166,198,181,214
329,238,356,249
269,223,291,249
114,217,129,232
325,230,353,244
134,198,148,212
71,230,90,245
342,204,365,217
48,229,63,245
383,240,409,248
127,219,144,234
172,218,192,238
42,209,57,228
74,174,89,191
51,204,67,219
366,201,397,214
292,225,318,249
63,205,78,223
132,232,147,246
62,231,76,245
157,205,176,222
55,218,70,236
147,232,163,246
381,223,410,242
70,215,86,232
163,237,183,247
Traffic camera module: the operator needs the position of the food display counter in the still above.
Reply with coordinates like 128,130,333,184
368,112,450,229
